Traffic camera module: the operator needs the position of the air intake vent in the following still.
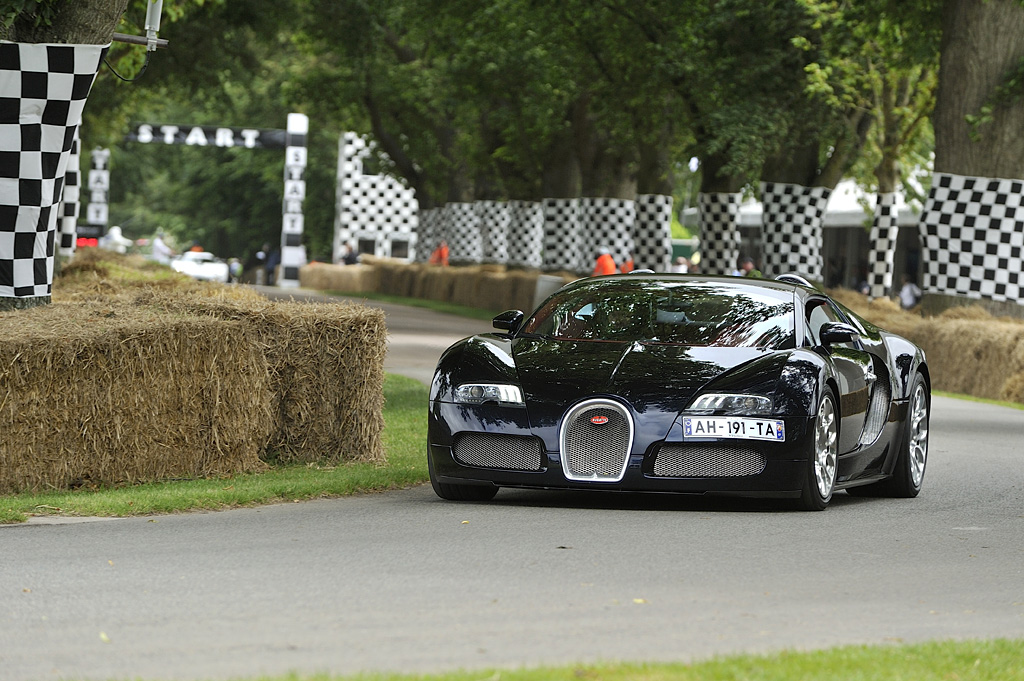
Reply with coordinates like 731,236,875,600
653,443,766,477
859,375,891,445
560,399,633,482
453,433,543,471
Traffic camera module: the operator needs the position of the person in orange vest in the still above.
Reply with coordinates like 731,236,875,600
429,240,449,266
592,247,616,276
620,254,634,273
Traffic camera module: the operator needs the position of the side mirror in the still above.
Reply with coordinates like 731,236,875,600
819,321,859,347
493,310,525,335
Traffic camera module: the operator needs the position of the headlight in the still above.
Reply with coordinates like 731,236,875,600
688,393,772,416
455,383,524,406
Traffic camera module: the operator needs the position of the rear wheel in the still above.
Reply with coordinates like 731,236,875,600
428,452,499,501
848,373,929,498
797,389,838,511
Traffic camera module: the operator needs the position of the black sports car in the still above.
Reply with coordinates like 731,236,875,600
427,273,930,510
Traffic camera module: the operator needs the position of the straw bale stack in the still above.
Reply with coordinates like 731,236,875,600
0,302,272,493
299,262,380,293
128,292,388,467
0,251,389,493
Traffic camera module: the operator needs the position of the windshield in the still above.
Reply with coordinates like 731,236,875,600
520,280,795,349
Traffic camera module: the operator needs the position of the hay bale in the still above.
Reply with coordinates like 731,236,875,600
0,302,272,493
299,263,380,293
141,293,389,466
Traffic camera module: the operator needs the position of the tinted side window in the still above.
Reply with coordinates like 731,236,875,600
805,300,851,347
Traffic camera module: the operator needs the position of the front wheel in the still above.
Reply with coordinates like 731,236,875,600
796,388,838,511
428,453,499,502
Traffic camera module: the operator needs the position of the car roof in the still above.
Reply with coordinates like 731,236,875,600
558,273,819,299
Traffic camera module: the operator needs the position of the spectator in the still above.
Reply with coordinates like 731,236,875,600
592,247,616,276
620,253,635,274
151,230,173,264
265,248,281,285
899,274,922,310
738,256,761,278
342,242,359,265
429,240,449,266
671,256,689,274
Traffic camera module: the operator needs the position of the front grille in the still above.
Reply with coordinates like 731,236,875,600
452,433,543,471
652,443,766,477
859,376,890,445
560,400,633,482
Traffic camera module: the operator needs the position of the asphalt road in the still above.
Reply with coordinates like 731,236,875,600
2,290,1022,681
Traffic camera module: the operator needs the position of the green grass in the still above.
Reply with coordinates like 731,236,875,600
326,289,502,320
0,374,429,524
935,390,1024,410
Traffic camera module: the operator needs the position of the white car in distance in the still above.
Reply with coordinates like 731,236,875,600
171,251,231,283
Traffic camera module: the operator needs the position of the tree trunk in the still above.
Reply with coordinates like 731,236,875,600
1,0,130,43
933,0,1024,177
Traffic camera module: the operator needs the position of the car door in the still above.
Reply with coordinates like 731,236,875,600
805,298,874,454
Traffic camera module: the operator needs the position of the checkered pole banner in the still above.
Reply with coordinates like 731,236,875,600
476,200,509,264
0,41,106,298
57,131,81,257
542,198,581,272
335,132,418,262
867,193,899,300
919,172,1024,304
759,182,831,280
633,194,673,272
579,198,635,273
698,193,742,275
278,113,308,288
81,146,109,242
507,200,544,269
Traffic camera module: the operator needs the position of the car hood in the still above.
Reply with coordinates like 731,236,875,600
512,338,778,415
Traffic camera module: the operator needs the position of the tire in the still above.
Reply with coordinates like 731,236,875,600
428,452,499,502
848,373,929,498
797,388,838,511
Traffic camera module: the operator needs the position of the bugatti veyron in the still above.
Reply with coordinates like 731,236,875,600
427,273,930,510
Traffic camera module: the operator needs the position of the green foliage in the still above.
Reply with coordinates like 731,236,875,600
0,0,62,31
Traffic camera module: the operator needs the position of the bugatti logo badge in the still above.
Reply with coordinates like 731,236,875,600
590,415,609,425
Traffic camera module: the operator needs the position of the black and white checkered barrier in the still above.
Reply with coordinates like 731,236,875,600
633,194,673,272
507,200,544,269
579,198,635,273
0,41,106,297
760,182,831,280
415,207,444,263
445,202,482,264
698,193,742,275
542,198,581,271
57,132,81,256
919,172,1024,304
867,193,899,299
476,200,509,264
335,131,418,262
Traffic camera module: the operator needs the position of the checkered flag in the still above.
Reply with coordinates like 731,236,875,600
476,200,509,264
760,182,831,280
698,193,742,275
919,172,1024,303
867,193,899,299
1,41,107,298
445,202,482,264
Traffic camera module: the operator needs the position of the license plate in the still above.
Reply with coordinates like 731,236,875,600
683,417,785,441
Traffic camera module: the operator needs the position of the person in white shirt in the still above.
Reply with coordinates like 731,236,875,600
899,274,922,309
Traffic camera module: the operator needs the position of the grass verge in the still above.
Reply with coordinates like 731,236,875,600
0,373,429,524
